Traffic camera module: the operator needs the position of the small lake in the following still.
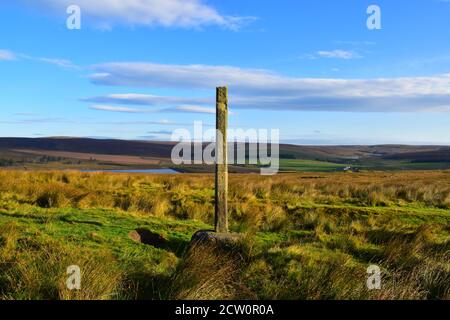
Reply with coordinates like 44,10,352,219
80,169,180,174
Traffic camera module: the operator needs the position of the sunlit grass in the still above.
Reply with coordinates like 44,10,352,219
0,170,449,300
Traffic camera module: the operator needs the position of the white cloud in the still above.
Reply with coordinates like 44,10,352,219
86,61,450,113
147,130,173,135
26,0,255,30
0,49,16,61
102,119,196,126
36,57,79,69
168,105,215,114
0,117,75,124
317,50,361,59
333,40,376,46
300,49,363,60
89,103,215,114
89,105,148,113
7,52,80,69
83,93,212,106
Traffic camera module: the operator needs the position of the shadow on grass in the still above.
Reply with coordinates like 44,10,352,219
131,227,192,258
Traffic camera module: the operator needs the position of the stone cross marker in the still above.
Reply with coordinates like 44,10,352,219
215,87,228,233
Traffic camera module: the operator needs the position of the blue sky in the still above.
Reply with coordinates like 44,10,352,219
1,0,450,144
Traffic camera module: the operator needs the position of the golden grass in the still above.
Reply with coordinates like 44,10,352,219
1,170,449,229
167,242,250,300
0,169,449,300
0,223,124,300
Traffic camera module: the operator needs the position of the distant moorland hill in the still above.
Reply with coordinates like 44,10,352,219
0,137,449,172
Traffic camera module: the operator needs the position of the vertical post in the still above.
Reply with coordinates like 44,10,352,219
215,86,228,233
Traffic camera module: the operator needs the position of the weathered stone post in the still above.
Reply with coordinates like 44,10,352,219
215,87,228,233
190,87,239,246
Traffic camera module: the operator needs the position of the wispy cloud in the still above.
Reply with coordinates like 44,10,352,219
20,54,80,69
89,103,215,114
1,50,80,69
35,57,79,69
23,0,256,30
21,117,75,124
300,49,362,60
316,50,361,59
87,61,450,113
0,49,16,61
137,129,174,140
166,105,215,114
0,117,75,124
82,93,212,106
89,105,149,113
333,40,376,46
102,119,193,126
147,130,173,135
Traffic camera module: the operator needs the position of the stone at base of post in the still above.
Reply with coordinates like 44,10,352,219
190,230,242,249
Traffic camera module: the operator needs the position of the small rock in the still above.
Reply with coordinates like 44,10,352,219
129,228,167,248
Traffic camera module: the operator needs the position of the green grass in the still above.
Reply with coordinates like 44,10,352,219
0,205,207,256
0,205,208,299
351,159,450,171
280,159,347,172
1,201,448,299
278,158,450,172
0,170,449,300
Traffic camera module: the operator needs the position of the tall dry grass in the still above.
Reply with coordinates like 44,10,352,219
166,242,252,300
0,170,449,300
0,223,124,300
1,170,449,228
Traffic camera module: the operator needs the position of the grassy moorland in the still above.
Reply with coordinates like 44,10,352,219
0,170,449,300
2,138,450,172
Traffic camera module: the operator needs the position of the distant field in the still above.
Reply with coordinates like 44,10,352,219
279,159,347,172
279,158,450,172
354,159,450,171
0,170,448,300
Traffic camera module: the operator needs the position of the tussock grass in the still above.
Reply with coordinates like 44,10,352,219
0,223,124,300
0,170,449,300
167,242,250,300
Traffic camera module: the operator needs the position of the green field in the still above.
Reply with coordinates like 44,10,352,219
0,170,449,300
279,158,450,172
280,159,347,172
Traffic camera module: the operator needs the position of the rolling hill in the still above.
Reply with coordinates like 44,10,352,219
0,137,449,172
